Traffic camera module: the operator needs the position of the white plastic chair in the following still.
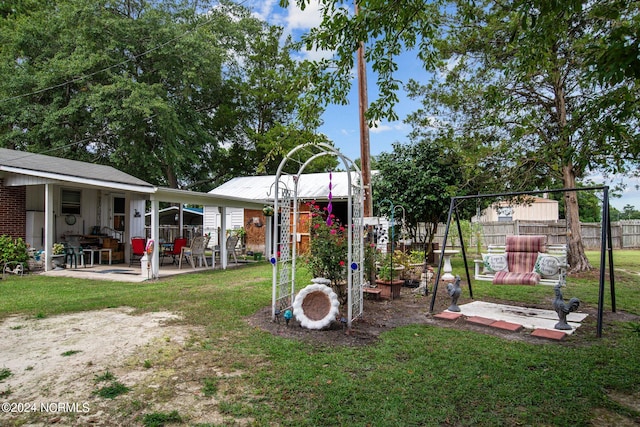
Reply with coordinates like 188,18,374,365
226,235,240,265
179,236,209,269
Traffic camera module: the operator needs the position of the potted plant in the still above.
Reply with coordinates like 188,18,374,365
395,251,424,288
53,243,65,255
374,251,405,300
0,235,29,273
50,242,66,269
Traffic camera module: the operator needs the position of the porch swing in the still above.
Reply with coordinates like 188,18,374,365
429,186,617,337
472,196,575,286
473,234,568,286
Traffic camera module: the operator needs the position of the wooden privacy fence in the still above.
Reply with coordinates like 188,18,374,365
423,220,640,251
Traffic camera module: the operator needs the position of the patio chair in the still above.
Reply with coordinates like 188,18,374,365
161,237,187,266
129,237,146,266
179,235,208,269
64,236,86,269
226,234,240,265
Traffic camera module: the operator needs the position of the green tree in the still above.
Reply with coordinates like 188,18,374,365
517,0,640,85
372,138,474,262
0,0,324,191
622,204,640,220
405,1,639,271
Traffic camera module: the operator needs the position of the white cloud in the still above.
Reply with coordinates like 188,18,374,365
285,0,325,31
368,121,407,134
369,123,393,134
297,45,335,62
585,172,640,211
245,0,277,21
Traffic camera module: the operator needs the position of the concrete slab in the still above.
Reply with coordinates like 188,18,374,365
457,301,587,335
37,260,251,283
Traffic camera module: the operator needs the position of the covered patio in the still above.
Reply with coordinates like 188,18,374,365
0,148,269,279
39,256,261,283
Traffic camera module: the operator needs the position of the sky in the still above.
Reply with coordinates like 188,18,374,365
239,0,640,212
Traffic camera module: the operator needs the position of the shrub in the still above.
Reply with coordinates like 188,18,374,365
0,235,28,264
305,201,348,304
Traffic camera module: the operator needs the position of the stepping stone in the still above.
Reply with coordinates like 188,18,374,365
466,316,496,326
489,320,523,332
531,328,567,341
434,312,463,321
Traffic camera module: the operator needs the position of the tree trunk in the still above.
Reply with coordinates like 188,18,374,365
562,164,593,272
555,66,592,273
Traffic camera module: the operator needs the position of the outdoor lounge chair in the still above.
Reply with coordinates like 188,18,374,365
161,237,187,266
226,234,240,265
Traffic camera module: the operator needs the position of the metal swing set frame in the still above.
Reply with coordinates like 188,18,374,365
429,186,616,338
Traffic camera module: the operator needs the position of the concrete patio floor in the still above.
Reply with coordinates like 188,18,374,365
39,258,258,282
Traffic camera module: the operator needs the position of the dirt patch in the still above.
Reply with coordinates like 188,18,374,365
0,307,239,426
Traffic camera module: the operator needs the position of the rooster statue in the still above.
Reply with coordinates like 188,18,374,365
553,284,580,330
446,275,462,312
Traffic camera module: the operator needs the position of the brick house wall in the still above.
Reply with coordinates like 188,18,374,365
0,179,26,239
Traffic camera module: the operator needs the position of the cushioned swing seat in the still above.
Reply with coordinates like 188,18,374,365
474,235,567,286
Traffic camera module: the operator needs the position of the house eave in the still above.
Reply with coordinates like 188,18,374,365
0,167,156,193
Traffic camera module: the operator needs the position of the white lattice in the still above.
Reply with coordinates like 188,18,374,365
276,187,293,310
350,179,364,322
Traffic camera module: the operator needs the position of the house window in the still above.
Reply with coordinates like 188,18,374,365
498,206,513,222
61,189,81,215
113,197,125,231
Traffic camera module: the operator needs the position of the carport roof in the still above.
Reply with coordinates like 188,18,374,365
209,171,365,202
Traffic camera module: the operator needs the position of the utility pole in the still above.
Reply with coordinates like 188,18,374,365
356,1,373,217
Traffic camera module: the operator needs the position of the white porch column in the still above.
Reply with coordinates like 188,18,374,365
44,183,54,272
150,198,160,279
220,206,227,269
124,196,131,264
208,206,219,271
178,204,184,239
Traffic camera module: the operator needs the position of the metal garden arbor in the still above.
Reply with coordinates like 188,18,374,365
270,143,365,327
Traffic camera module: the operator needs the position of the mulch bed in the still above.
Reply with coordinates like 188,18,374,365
246,278,638,347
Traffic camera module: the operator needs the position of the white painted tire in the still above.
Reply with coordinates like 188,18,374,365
292,282,340,330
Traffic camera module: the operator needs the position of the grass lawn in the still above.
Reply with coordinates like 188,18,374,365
1,250,639,426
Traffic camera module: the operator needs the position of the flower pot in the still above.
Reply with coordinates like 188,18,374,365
51,254,65,270
374,279,403,300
